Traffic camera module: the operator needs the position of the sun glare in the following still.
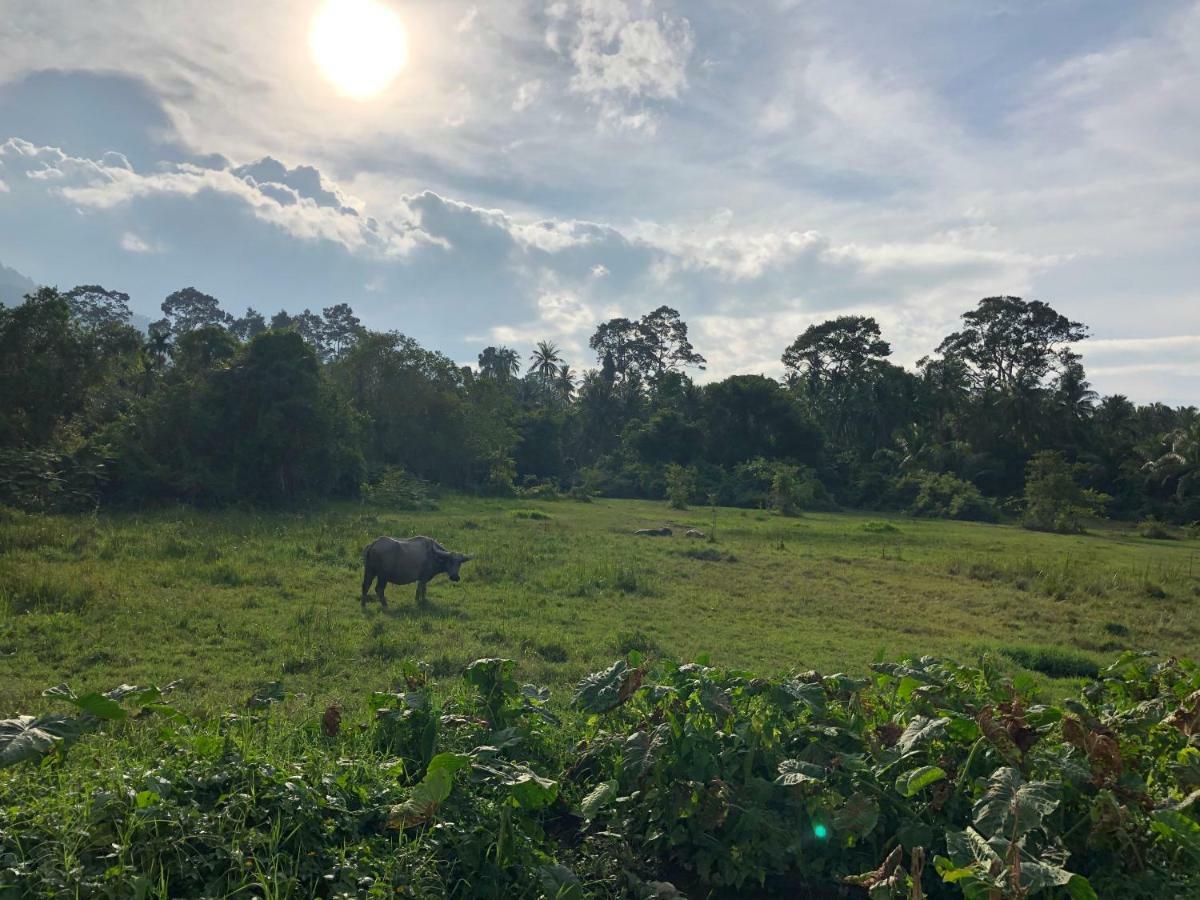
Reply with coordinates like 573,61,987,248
309,0,407,101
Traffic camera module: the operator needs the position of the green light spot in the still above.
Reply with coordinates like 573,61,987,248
813,824,828,839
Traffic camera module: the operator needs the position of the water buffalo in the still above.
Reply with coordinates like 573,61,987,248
361,536,472,608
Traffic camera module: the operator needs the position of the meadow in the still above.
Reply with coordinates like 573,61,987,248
3,496,1198,715
5,498,1200,898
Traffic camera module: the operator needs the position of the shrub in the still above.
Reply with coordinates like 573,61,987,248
898,471,997,521
361,466,433,510
663,463,695,510
1021,450,1109,533
862,520,899,533
516,479,560,501
1137,516,1176,540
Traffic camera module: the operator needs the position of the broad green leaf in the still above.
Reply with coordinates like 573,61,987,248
537,864,584,900
520,683,550,703
388,760,460,828
464,658,518,698
776,759,826,786
946,827,1002,869
972,767,1059,839
471,754,558,809
391,768,452,827
897,715,948,754
426,752,471,778
698,682,733,719
134,790,158,809
574,660,636,714
941,713,982,743
579,780,618,820
72,692,127,721
1151,809,1200,862
509,770,558,809
0,714,88,767
1017,858,1075,894
1064,874,1099,900
622,725,667,780
832,792,879,837
781,678,827,713
895,765,947,797
41,683,76,701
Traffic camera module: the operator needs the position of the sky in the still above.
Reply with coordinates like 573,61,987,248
0,0,1197,404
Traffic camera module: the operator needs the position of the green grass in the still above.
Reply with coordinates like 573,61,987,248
2,496,1199,714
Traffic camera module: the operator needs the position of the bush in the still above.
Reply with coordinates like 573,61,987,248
1137,516,1176,540
361,466,434,509
1021,451,1109,533
897,471,997,521
663,463,695,510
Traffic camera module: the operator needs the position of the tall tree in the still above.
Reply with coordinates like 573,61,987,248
936,296,1087,392
478,345,521,381
782,315,891,389
555,364,577,402
321,303,362,359
231,308,268,342
161,287,232,335
589,307,705,384
527,340,563,380
636,306,706,380
65,284,133,329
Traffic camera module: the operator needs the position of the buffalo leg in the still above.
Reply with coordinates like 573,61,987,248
415,580,427,605
376,577,388,609
361,568,375,605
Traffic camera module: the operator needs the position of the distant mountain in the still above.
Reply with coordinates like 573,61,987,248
0,263,153,331
0,261,38,306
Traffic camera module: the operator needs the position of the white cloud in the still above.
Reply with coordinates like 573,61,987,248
512,79,541,112
0,138,432,257
553,0,694,132
119,232,158,253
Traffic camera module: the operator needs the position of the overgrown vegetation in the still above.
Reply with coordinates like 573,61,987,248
3,651,1199,897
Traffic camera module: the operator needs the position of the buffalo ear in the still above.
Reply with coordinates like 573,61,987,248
460,555,474,563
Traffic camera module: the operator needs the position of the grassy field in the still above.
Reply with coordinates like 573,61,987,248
2,496,1199,715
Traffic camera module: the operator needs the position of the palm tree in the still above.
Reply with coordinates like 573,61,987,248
556,364,576,402
527,340,563,381
1143,419,1200,502
478,346,520,380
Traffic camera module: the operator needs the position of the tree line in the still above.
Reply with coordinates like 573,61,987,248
1,283,1196,527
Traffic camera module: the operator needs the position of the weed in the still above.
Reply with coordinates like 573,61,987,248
862,520,899,534
0,571,98,615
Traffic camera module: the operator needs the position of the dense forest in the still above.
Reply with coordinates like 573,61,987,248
1,284,1197,527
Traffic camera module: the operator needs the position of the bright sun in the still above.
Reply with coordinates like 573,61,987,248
309,0,408,100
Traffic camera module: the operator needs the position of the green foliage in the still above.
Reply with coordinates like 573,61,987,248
1022,451,1109,533
361,465,433,509
900,471,998,521
1136,516,1176,540
662,462,694,509
5,652,1200,896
